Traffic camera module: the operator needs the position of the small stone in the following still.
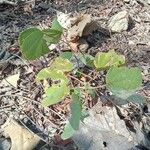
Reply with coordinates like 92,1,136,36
108,10,129,33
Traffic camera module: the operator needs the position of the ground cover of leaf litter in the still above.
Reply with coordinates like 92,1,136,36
0,0,150,150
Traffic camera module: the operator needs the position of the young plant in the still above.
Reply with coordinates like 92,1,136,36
18,18,144,140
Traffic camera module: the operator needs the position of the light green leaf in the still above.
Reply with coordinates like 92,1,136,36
36,68,69,83
51,18,63,32
42,84,69,106
19,28,49,60
94,50,125,70
61,121,75,140
106,67,142,99
60,52,73,60
50,57,73,72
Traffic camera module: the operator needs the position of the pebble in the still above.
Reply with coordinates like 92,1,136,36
108,10,129,32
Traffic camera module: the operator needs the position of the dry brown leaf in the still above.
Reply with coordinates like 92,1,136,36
72,101,135,150
1,73,20,88
57,12,78,29
67,14,91,41
2,118,40,150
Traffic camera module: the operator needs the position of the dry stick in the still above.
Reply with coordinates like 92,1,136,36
0,104,14,109
32,107,60,129
76,70,93,80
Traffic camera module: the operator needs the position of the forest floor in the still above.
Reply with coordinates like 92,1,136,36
0,0,150,150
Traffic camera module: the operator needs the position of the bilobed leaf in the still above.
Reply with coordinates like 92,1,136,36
94,50,125,70
50,57,73,72
42,84,69,106
61,121,75,140
106,67,142,99
36,68,69,83
19,28,49,60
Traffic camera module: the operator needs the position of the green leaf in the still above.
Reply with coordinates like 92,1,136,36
43,29,62,44
61,121,75,140
127,94,146,104
42,18,63,44
70,88,82,130
36,68,69,83
19,28,50,60
94,50,125,70
61,88,82,140
60,52,73,60
42,84,69,106
79,54,95,68
106,67,142,99
50,57,73,72
51,18,63,32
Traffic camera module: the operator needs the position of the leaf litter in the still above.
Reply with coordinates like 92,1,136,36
0,0,150,149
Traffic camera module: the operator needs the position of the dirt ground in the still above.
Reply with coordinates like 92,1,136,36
0,0,150,149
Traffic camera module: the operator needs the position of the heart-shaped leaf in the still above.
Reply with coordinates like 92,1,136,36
94,50,125,70
106,67,142,99
19,28,50,60
42,84,69,106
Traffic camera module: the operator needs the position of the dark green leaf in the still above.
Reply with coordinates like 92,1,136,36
106,67,142,99
19,28,49,60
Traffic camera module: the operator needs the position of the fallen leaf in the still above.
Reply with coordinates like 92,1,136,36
67,14,91,41
1,73,20,88
57,12,78,29
2,118,40,150
72,102,135,150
